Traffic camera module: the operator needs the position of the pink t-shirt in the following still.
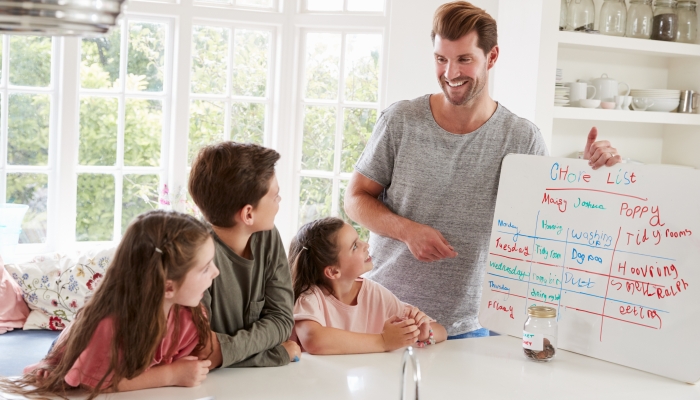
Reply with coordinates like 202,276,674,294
292,278,412,341
25,306,200,389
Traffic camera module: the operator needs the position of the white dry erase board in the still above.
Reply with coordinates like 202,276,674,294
478,154,700,383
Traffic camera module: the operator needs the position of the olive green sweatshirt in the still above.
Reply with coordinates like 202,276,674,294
202,227,294,367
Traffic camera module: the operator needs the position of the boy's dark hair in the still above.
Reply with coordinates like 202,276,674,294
189,142,280,227
431,1,498,55
289,217,345,303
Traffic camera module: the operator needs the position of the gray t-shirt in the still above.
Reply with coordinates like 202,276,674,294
355,95,548,336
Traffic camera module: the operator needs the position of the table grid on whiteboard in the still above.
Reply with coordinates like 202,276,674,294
485,192,679,340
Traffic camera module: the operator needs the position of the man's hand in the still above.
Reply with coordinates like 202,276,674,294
584,127,622,169
282,340,301,362
403,222,457,262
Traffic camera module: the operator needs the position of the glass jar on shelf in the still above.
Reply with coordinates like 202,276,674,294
560,0,569,31
627,0,654,38
600,0,628,36
676,1,697,43
567,0,596,31
522,306,558,362
651,0,679,41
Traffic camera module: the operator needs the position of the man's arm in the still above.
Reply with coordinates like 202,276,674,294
344,172,457,262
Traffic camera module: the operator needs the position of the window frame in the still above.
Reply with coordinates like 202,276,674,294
0,36,61,256
292,26,385,233
2,0,391,259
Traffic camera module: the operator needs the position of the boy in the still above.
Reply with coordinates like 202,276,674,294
189,142,300,367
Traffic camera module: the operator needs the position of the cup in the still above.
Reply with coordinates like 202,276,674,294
565,82,596,107
631,97,654,111
622,95,633,111
678,90,698,113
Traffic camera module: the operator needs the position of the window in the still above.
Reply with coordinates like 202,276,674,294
304,0,385,13
188,23,275,164
295,31,383,239
0,35,58,251
0,0,389,258
77,18,171,241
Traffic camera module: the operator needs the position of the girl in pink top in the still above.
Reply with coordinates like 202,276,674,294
290,217,446,354
0,210,220,399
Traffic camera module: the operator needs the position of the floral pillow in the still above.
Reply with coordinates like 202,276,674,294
5,245,115,330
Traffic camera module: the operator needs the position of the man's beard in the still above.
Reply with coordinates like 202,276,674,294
440,71,487,106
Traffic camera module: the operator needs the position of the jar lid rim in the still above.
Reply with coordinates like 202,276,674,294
527,306,557,317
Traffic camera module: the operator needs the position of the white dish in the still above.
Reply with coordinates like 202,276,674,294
646,99,679,112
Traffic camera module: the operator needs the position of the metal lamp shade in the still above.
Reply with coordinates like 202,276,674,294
0,0,126,36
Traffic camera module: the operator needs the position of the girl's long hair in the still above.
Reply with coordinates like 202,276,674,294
0,210,212,399
289,217,345,303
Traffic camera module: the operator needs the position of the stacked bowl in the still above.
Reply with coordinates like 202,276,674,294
629,89,681,112
554,85,570,107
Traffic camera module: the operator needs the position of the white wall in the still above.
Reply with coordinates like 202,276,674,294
384,0,499,108
490,0,544,123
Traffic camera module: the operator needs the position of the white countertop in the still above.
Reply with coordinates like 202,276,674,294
74,336,700,400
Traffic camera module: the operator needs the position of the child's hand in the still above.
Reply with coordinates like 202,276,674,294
418,321,431,342
34,368,50,382
407,307,430,327
282,340,301,362
381,316,419,351
169,356,211,387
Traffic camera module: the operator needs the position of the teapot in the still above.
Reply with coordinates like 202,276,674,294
579,73,630,102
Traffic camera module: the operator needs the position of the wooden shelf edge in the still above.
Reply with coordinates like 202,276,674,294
552,107,700,125
557,31,700,58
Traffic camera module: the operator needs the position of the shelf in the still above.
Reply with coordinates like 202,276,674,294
558,31,700,58
552,107,700,125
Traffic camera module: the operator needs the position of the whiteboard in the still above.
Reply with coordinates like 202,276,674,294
478,154,700,383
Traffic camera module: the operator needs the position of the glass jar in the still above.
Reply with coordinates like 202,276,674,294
651,0,679,41
600,0,628,36
567,0,596,31
560,0,569,30
522,306,558,362
627,0,654,38
676,1,697,43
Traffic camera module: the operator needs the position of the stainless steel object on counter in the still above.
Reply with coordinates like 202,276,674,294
678,90,698,113
400,346,421,400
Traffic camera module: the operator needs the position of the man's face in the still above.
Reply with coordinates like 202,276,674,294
433,31,495,106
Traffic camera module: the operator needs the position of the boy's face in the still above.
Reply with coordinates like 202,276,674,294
252,174,281,231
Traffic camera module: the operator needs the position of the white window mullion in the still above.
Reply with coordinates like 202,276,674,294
331,33,347,217
224,24,236,141
167,0,195,212
0,35,8,203
55,37,81,251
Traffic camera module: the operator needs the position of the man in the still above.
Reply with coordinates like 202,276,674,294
344,1,621,339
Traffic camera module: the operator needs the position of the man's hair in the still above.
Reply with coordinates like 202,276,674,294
431,1,498,55
189,142,280,227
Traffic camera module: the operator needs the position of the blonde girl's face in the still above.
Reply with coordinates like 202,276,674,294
172,237,219,308
334,223,373,280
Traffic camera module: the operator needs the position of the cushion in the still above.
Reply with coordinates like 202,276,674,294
0,255,30,333
5,245,116,330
